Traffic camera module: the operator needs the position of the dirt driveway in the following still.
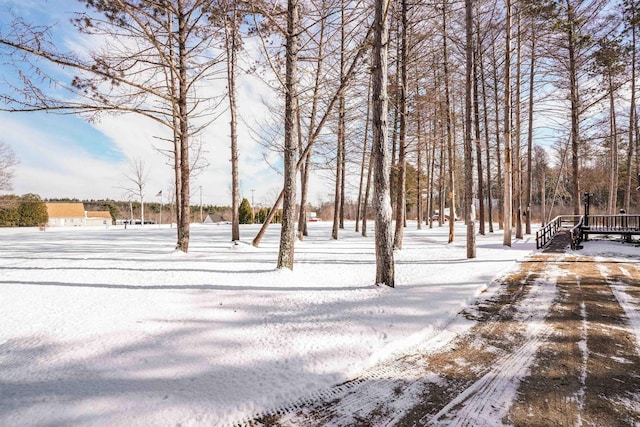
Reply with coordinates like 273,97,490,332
253,253,640,426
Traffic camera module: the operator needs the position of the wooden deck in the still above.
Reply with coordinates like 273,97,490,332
536,214,640,250
582,215,640,241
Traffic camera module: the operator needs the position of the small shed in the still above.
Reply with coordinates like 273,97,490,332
86,210,113,226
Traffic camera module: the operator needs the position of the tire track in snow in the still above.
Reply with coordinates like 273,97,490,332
508,257,640,426
236,323,466,426
427,266,560,426
604,264,640,353
243,256,640,427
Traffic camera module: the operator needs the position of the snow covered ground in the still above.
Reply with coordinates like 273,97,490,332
1,221,537,426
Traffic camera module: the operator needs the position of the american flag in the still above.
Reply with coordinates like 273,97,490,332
156,190,163,197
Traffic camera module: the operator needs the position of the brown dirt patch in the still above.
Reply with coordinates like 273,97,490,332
250,254,640,426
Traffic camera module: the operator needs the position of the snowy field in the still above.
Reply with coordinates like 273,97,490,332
0,221,537,426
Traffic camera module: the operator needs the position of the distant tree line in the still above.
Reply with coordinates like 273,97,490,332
0,194,48,227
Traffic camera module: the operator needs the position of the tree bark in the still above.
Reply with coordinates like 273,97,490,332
372,0,394,287
514,6,523,240
225,1,240,242
176,1,191,253
473,23,484,236
277,0,299,270
625,3,637,212
479,33,494,233
492,40,504,230
503,0,513,247
297,0,327,240
607,72,619,214
416,101,424,230
362,141,375,237
526,19,536,235
252,21,374,248
356,77,372,233
465,0,476,258
566,0,581,217
443,0,455,244
394,0,409,250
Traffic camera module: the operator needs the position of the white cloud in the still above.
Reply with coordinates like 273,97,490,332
0,113,128,199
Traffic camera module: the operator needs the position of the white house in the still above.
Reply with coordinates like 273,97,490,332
45,203,112,227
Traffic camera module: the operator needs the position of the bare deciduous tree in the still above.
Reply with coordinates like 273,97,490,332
0,0,225,252
503,0,513,246
0,141,18,192
277,0,300,270
465,0,476,258
372,0,394,287
122,158,149,225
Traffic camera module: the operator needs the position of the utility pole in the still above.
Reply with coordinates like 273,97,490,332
199,186,203,223
251,189,256,222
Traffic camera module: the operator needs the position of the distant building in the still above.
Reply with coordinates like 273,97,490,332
45,203,112,227
85,210,113,226
204,213,227,224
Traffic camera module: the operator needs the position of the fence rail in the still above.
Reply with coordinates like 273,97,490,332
536,214,640,250
583,214,640,233
535,215,582,250
569,216,584,250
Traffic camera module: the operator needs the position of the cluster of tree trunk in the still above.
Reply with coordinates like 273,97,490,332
1,0,639,286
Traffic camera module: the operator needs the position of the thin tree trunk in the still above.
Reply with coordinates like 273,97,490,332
429,115,437,229
332,4,346,240
362,141,375,237
607,72,619,214
624,12,636,212
443,0,455,244
465,0,476,258
252,21,374,247
526,20,536,234
473,24,484,236
225,2,240,242
566,0,581,216
372,0,394,287
514,6,522,240
167,7,182,237
332,105,344,239
295,95,306,235
492,39,504,230
439,101,445,228
340,127,346,229
394,0,408,249
480,33,493,233
297,1,326,240
277,0,299,270
356,77,372,233
503,0,513,246
541,166,546,225
416,103,423,230
176,2,191,253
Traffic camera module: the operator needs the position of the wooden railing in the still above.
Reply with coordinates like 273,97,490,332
568,216,584,250
583,214,640,233
537,214,640,250
535,215,583,249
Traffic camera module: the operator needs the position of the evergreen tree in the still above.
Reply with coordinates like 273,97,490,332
102,200,119,225
0,195,20,226
18,194,48,226
238,198,254,224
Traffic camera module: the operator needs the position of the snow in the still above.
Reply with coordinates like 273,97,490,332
0,221,534,426
431,264,562,425
595,257,640,353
